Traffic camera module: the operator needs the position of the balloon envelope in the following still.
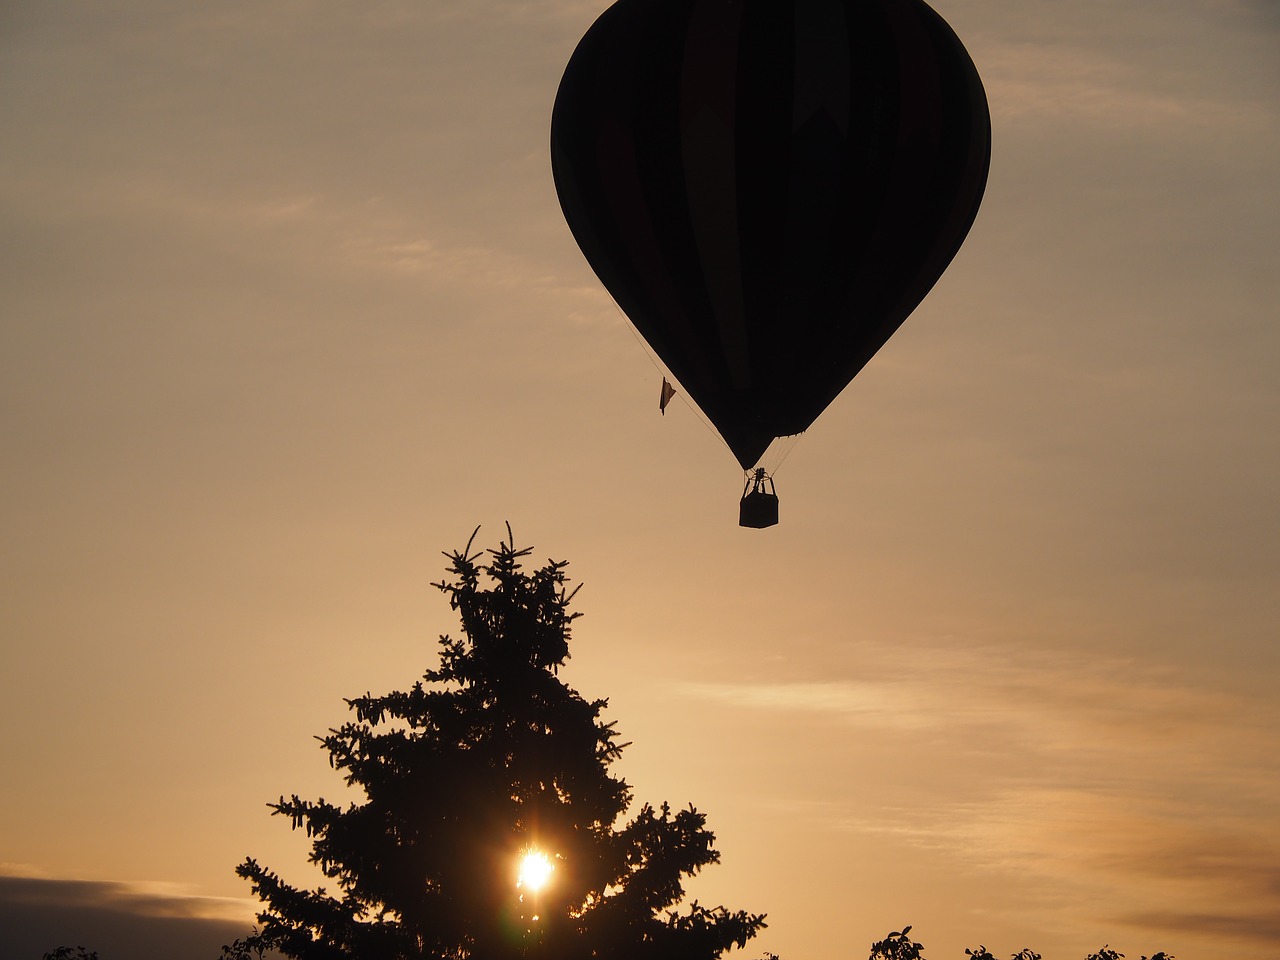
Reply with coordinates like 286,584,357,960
552,0,991,469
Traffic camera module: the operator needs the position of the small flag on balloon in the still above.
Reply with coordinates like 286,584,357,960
659,378,676,414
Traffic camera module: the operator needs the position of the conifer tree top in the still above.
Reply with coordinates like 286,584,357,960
227,528,767,960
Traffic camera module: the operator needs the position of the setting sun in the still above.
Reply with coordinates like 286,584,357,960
517,850,554,893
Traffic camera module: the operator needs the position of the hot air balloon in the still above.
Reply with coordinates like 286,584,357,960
551,0,991,526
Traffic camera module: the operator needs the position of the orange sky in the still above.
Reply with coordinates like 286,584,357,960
2,2,1278,958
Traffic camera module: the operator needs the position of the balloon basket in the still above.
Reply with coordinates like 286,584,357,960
739,471,779,528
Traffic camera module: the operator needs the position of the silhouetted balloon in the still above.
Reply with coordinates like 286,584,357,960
552,0,991,469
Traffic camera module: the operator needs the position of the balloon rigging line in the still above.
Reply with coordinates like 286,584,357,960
607,298,807,478
766,432,802,475
608,299,736,462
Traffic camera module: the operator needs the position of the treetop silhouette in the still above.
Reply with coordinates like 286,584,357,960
872,927,1172,960
227,526,767,959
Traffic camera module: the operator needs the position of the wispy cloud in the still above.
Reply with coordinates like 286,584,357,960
980,41,1276,132
676,678,942,731
674,642,1280,950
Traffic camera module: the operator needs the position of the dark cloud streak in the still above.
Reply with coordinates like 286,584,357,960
1122,909,1280,946
0,875,255,960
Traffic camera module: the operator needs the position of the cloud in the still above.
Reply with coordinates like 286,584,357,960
979,40,1275,134
967,789,1280,948
0,873,259,960
673,642,1280,950
675,678,942,731
676,640,1277,767
1122,909,1280,945
963,0,1280,141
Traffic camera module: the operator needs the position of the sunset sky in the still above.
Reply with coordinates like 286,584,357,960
2,2,1278,959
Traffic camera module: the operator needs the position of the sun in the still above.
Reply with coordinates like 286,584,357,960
517,850,554,893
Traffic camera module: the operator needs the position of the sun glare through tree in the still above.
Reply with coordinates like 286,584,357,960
517,850,554,894
222,532,768,958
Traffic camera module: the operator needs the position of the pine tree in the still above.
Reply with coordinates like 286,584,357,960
229,528,767,960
